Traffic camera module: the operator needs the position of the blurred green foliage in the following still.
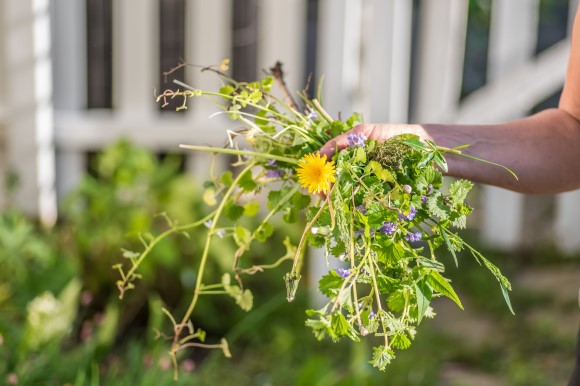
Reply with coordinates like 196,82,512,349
0,140,577,385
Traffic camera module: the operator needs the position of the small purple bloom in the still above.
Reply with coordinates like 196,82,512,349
421,195,428,204
405,231,422,243
427,184,434,194
307,111,319,121
216,229,226,238
356,205,367,214
354,229,364,238
399,206,417,221
347,132,368,147
336,268,351,279
369,228,376,238
204,220,213,228
379,222,396,236
266,169,283,178
369,310,376,320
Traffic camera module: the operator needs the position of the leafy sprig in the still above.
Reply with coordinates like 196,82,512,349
115,60,515,378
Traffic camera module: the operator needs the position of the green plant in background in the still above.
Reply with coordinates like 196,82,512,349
113,60,516,378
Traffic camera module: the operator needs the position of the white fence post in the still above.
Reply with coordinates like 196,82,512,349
414,0,468,123
113,0,158,119
52,0,87,202
3,0,56,226
361,0,413,123
479,0,539,249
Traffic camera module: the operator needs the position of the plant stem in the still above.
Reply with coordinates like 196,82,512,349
179,144,298,164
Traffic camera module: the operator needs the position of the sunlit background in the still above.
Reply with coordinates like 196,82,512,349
1,0,579,385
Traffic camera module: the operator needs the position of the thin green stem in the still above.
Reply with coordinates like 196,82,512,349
172,162,255,352
179,144,298,164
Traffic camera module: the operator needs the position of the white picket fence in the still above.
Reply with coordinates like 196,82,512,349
1,0,580,252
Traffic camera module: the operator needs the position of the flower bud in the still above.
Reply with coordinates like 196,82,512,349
402,185,412,194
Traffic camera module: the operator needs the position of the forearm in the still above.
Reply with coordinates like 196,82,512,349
420,108,580,194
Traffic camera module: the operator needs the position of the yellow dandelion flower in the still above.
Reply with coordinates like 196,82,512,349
296,152,336,194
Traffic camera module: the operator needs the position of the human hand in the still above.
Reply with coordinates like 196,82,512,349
319,123,429,159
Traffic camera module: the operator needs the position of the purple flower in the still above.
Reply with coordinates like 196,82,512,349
265,160,283,178
398,206,417,221
204,220,213,228
216,229,226,238
369,228,376,238
354,229,364,238
427,184,434,194
379,222,396,236
369,310,376,320
405,231,422,243
307,111,319,121
266,169,283,178
356,205,367,214
335,268,351,279
347,132,367,147
421,195,428,204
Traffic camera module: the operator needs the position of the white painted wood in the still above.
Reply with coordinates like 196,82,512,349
318,0,363,118
454,41,569,123
55,150,85,203
3,0,56,225
478,0,539,249
113,0,157,117
362,0,412,123
257,0,306,96
51,0,86,110
415,0,468,122
554,190,580,252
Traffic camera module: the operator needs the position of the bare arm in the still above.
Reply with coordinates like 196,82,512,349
321,8,580,195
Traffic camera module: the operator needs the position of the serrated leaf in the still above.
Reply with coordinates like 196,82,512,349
376,242,406,265
370,345,394,371
305,317,330,341
448,180,473,204
427,193,449,220
318,271,344,297
426,270,463,310
414,280,432,325
387,291,406,313
391,333,412,350
330,313,359,342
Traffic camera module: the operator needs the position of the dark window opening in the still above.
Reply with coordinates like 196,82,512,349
86,0,113,109
232,0,258,82
159,0,186,113
536,0,569,55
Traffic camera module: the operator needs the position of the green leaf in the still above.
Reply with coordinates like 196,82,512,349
243,202,260,217
292,191,311,210
439,225,458,267
254,222,274,243
283,207,298,223
427,192,449,220
414,280,432,325
234,226,252,248
354,146,367,163
370,345,394,371
415,166,441,191
224,202,244,221
376,242,406,265
448,180,473,204
236,289,253,311
260,76,274,92
330,313,359,342
305,317,330,341
391,333,412,350
318,270,344,297
219,85,235,96
238,171,257,192
220,171,233,187
426,270,463,310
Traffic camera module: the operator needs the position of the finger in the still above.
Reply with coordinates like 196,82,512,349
319,135,349,159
